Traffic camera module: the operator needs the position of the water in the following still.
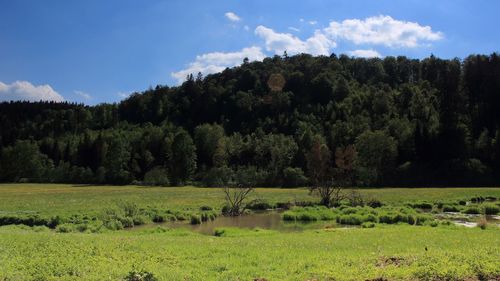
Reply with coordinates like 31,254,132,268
133,211,343,235
435,212,500,227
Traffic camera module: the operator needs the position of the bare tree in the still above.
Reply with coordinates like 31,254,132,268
306,139,357,206
222,183,253,216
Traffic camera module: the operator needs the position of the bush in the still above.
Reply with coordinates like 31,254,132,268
463,206,481,214
282,167,308,187
338,214,364,225
190,215,201,225
245,199,273,210
104,219,124,230
200,212,216,222
366,199,383,208
201,166,234,187
143,167,170,186
410,202,433,209
124,270,158,281
477,218,488,229
361,222,375,228
282,212,296,221
55,223,76,233
482,203,499,215
132,215,149,226
199,206,213,211
442,205,460,212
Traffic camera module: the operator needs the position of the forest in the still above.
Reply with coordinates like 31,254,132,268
1,53,500,187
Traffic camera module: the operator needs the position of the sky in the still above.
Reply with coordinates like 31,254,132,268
0,0,499,105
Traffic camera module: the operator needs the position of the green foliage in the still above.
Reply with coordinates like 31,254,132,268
463,206,481,214
143,166,170,186
282,167,308,187
124,270,157,281
482,203,499,215
168,131,197,185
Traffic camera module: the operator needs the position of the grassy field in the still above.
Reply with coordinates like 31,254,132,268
1,184,499,216
0,184,499,280
0,224,498,280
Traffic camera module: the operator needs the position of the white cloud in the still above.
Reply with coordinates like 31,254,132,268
324,15,443,48
0,80,64,102
171,46,265,83
309,20,318,25
288,27,300,32
299,18,304,22
74,90,91,100
255,25,336,56
118,92,130,99
347,49,382,58
225,12,241,22
244,25,250,31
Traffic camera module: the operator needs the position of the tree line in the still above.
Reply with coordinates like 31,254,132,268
1,53,500,187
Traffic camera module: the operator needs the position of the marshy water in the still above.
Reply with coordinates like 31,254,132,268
132,210,500,234
133,211,353,235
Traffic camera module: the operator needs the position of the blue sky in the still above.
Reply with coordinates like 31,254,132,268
0,0,499,104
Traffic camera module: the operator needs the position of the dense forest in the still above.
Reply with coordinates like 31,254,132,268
1,53,500,187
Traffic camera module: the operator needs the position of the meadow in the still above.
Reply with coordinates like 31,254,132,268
0,184,499,281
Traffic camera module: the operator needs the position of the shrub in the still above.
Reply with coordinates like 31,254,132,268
143,167,170,186
199,206,213,211
119,217,134,228
276,202,292,209
361,222,375,228
282,212,296,221
338,214,364,225
245,199,273,210
104,219,124,230
132,215,149,226
201,166,234,187
482,203,499,215
297,212,318,222
120,202,139,218
190,215,201,225
410,202,433,209
282,167,308,187
55,223,76,233
366,199,383,208
429,221,439,227
200,212,216,222
477,218,488,229
442,205,460,212
470,196,485,204
463,206,481,214
124,270,158,281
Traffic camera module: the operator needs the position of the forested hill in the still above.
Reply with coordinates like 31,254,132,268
1,53,500,187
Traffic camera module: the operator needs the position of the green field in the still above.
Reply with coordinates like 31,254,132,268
0,184,499,280
1,184,499,216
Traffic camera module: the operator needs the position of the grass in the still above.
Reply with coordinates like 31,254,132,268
1,184,499,217
0,224,498,280
0,184,499,280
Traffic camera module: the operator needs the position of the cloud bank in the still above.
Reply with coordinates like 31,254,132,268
171,46,265,83
0,80,64,102
172,15,443,83
325,15,443,48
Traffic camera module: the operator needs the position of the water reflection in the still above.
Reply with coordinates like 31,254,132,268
136,211,340,235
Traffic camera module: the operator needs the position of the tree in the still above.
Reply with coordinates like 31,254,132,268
103,136,131,185
143,166,170,186
355,130,398,185
222,183,254,216
0,140,53,182
169,131,197,185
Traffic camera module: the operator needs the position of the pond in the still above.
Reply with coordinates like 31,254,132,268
133,211,353,235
